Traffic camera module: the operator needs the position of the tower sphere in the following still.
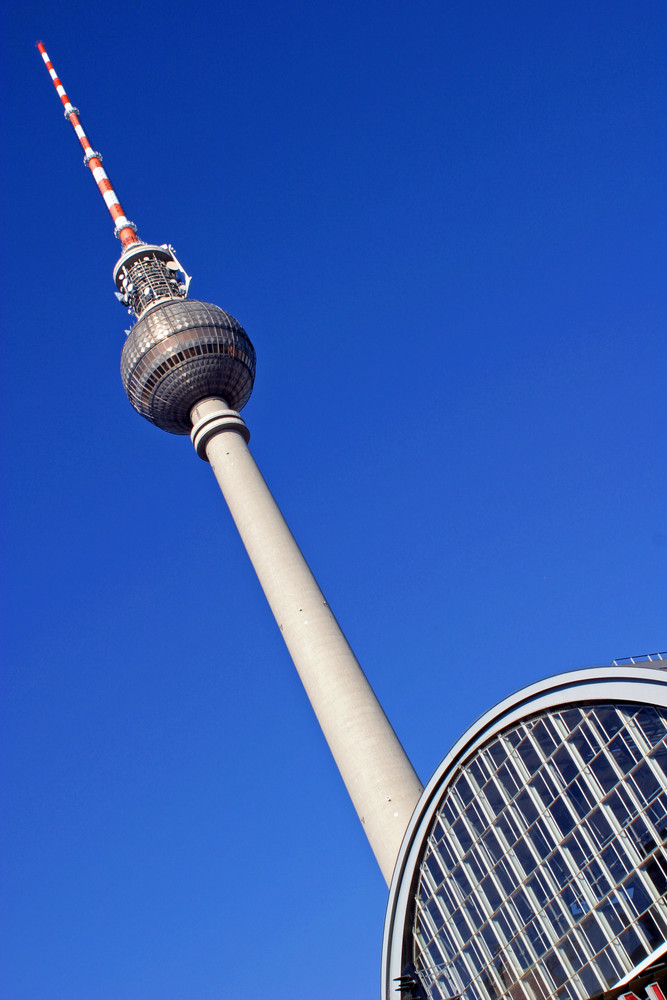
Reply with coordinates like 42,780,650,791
120,299,256,434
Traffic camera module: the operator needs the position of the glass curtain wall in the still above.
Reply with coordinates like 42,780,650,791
413,702,667,1000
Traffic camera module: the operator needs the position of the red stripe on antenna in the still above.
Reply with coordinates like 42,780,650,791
36,42,141,249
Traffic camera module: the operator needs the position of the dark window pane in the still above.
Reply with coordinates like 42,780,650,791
496,810,521,848
553,745,580,785
628,814,657,858
576,721,602,763
527,820,551,858
490,907,514,946
568,728,597,765
514,839,537,876
561,830,585,869
461,940,482,976
426,896,445,931
631,761,661,804
526,871,549,908
618,923,646,963
649,742,667,780
544,899,569,938
580,912,607,954
647,794,667,840
590,752,619,795
643,856,667,896
608,734,638,775
455,773,475,807
533,719,558,758
512,888,533,924
561,881,590,920
544,951,568,987
594,707,624,741
566,777,594,819
468,757,489,789
509,935,533,972
600,842,630,882
480,972,502,1000
583,859,611,901
436,836,456,870
482,828,503,864
546,849,571,885
487,741,507,769
497,762,520,799
517,736,541,774
451,863,472,899
575,828,596,863
559,708,583,732
425,852,445,885
596,894,624,934
466,799,487,838
481,920,502,958
607,889,635,929
452,907,473,945
621,873,652,916
427,938,444,965
649,902,667,939
463,849,485,885
556,929,586,972
494,857,517,895
440,797,458,827
480,874,502,914
634,706,667,748
452,817,472,853
638,908,665,950
463,896,484,931
604,787,633,827
484,778,506,814
532,770,559,808
588,807,613,848
506,729,523,750
578,963,605,999
515,789,539,826
437,879,458,913
432,818,449,842
524,917,549,958
549,798,576,837
595,946,623,987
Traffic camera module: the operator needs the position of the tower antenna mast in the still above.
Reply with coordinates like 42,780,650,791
36,42,140,249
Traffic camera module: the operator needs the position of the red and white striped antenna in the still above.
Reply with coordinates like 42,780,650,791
36,41,141,250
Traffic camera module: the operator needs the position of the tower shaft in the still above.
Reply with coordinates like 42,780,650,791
191,398,423,884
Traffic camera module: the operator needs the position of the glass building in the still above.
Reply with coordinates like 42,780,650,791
382,664,667,1000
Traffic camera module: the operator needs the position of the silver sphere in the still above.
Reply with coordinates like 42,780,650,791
120,299,256,434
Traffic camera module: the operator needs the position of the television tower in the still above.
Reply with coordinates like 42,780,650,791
37,43,423,885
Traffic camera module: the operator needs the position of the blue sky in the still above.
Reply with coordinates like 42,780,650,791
2,2,666,998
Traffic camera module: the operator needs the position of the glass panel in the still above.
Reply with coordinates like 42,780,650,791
633,706,666,747
589,751,619,795
618,922,647,963
594,707,624,741
630,761,661,805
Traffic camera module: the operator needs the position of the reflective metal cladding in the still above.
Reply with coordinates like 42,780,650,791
120,299,256,434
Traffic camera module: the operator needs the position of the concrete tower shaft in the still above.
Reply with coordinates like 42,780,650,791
191,398,424,883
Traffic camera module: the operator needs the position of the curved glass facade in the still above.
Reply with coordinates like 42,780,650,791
412,702,667,1000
